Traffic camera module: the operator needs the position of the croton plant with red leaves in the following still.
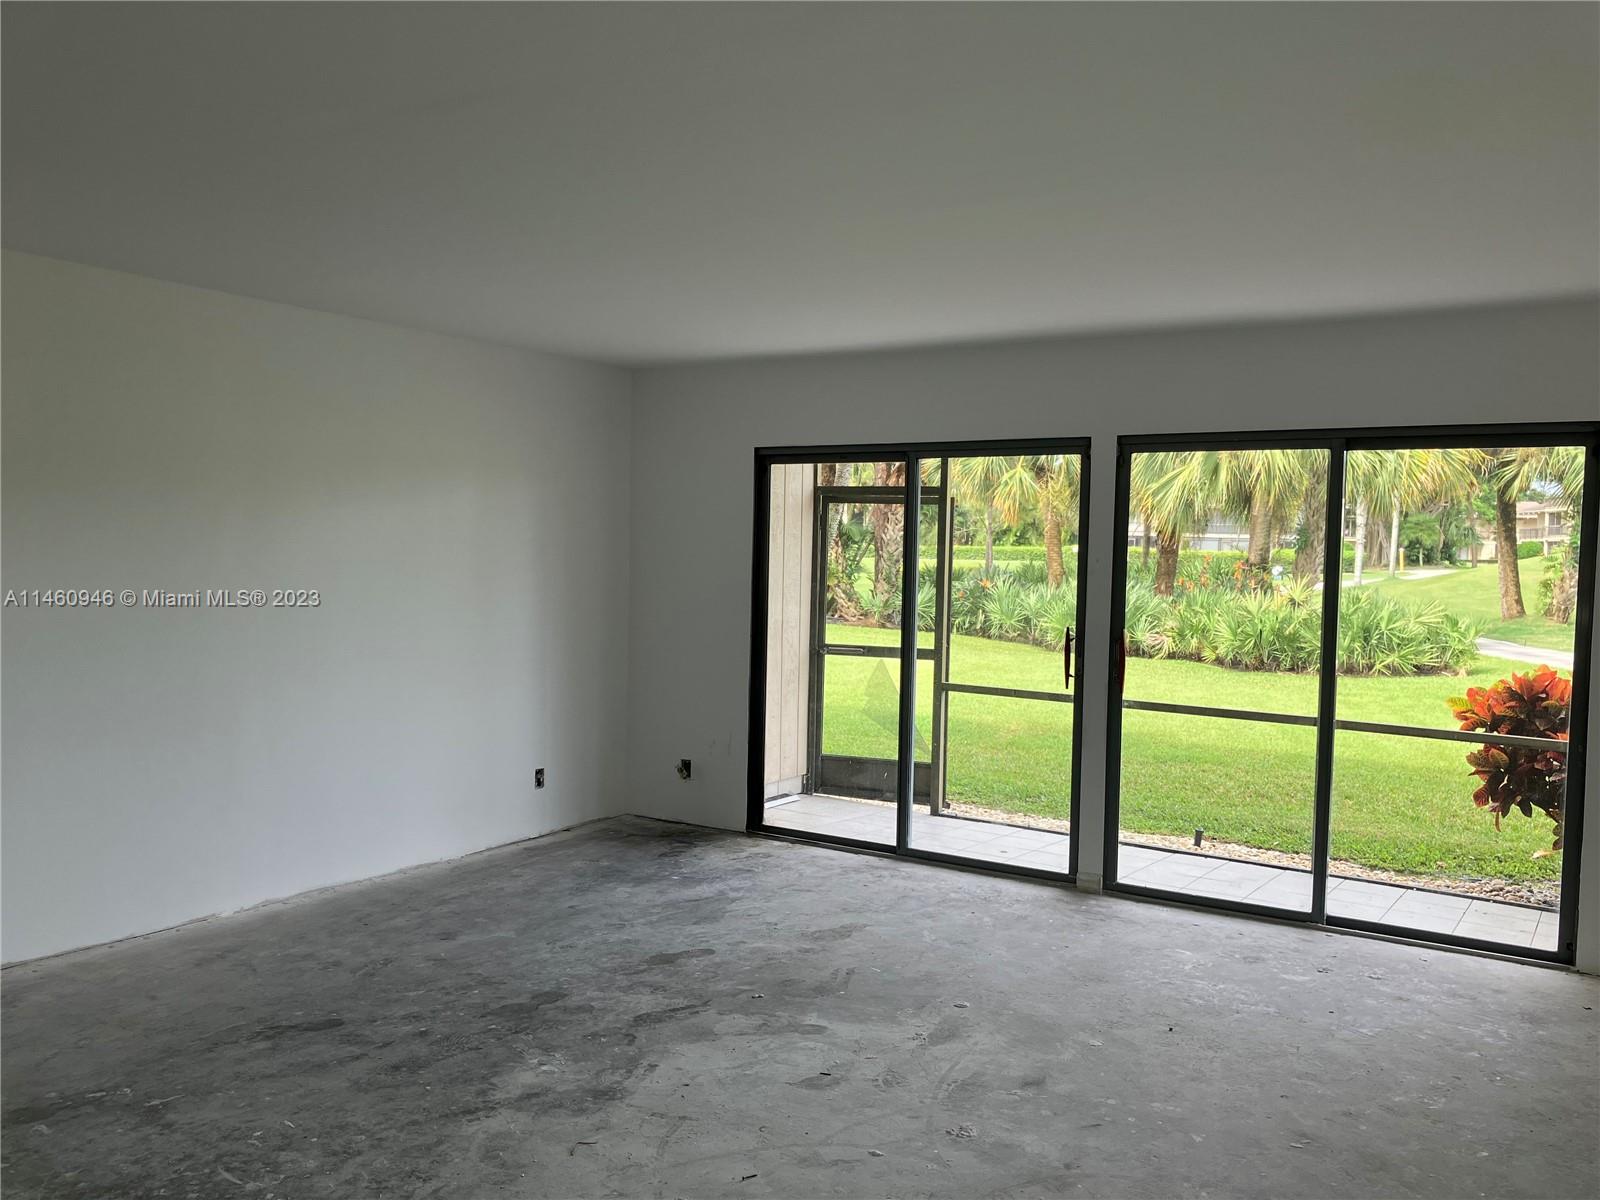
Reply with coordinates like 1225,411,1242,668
1449,667,1570,855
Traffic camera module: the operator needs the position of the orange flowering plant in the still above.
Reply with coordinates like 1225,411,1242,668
1449,667,1570,855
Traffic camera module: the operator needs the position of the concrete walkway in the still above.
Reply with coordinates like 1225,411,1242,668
1476,637,1573,669
1341,566,1454,586
766,795,1559,951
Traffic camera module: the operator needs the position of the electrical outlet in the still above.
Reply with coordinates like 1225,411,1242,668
676,759,692,781
535,768,545,789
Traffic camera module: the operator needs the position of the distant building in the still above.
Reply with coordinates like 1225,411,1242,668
1469,499,1571,561
1125,513,1293,553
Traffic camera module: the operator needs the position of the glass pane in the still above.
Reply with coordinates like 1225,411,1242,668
1117,710,1316,910
1329,445,1582,950
1124,449,1329,714
1327,731,1558,951
911,451,1084,870
945,454,1081,690
910,693,1072,868
1115,447,1329,912
826,501,937,649
819,657,935,764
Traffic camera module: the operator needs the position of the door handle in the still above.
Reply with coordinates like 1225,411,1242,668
1063,628,1073,689
1114,635,1127,695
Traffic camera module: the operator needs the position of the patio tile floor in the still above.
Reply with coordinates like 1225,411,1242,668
763,794,1558,953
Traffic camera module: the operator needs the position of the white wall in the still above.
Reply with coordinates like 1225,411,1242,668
626,299,1600,967
1,252,633,962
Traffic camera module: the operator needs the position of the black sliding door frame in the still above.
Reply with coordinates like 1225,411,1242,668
750,437,1092,882
1104,421,1599,964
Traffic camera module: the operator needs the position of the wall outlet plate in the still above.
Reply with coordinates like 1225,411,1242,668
535,768,545,788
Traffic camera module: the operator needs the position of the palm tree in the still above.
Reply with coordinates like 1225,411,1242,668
869,461,906,611
1291,477,1328,583
816,464,863,621
1133,450,1310,593
1129,451,1220,596
1234,450,1313,584
989,455,1081,588
949,455,1082,587
950,456,1010,574
1345,450,1480,585
1346,451,1409,586
1493,446,1585,622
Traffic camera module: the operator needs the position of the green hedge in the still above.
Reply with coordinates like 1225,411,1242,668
951,544,1052,562
862,559,1077,649
852,553,1478,675
1124,580,1479,675
1517,541,1544,559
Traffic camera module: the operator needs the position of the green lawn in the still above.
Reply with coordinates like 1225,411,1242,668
1361,558,1576,651
819,625,1563,882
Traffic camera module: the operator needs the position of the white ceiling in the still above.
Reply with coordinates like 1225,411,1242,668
4,4,1596,365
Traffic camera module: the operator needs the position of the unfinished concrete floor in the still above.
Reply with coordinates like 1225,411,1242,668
4,817,1597,1200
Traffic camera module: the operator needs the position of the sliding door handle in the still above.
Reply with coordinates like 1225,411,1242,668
1063,629,1073,688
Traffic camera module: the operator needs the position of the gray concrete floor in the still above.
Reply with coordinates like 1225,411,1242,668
4,817,1597,1200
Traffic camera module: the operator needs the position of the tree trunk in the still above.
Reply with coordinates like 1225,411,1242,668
1286,508,1324,582
1043,506,1065,588
1494,487,1526,619
983,507,995,574
1292,489,1325,581
871,462,906,613
1245,494,1272,590
1141,528,1152,569
1154,530,1181,596
1353,498,1368,586
1388,506,1401,576
1367,511,1388,576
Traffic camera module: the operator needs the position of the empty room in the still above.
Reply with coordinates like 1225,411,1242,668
3,3,1598,1198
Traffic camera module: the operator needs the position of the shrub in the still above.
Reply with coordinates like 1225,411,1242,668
1008,559,1051,587
1538,539,1578,622
949,575,988,635
1449,667,1570,854
917,576,937,632
1123,580,1479,675
981,577,1034,640
1033,588,1077,652
1335,589,1478,675
1516,541,1543,559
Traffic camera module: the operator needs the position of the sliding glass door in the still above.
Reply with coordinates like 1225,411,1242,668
751,442,1089,880
1113,447,1331,915
1108,427,1596,963
1327,444,1589,952
910,453,1086,873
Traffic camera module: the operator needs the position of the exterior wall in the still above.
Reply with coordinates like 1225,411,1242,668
763,464,814,797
